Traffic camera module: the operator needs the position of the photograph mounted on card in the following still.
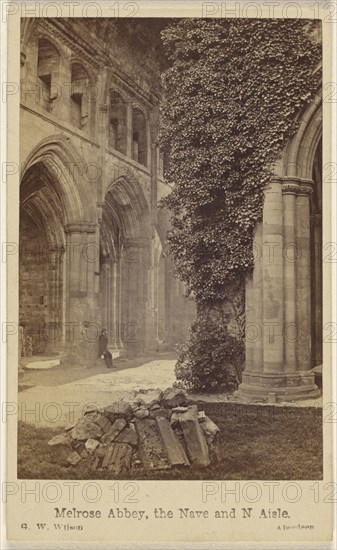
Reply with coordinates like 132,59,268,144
3,0,335,546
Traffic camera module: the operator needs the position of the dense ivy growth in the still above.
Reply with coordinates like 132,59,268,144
160,19,321,392
160,19,321,303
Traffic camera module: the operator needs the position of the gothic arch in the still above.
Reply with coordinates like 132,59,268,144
104,172,150,240
21,134,96,224
281,91,322,179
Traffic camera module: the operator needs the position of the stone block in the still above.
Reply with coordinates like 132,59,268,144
67,451,82,466
102,446,114,468
95,444,108,459
48,433,72,448
134,389,163,408
72,441,89,459
95,415,113,433
155,417,190,466
135,418,171,470
170,412,180,427
48,432,73,464
85,438,100,453
172,406,189,413
115,427,138,448
179,406,210,467
149,408,171,420
70,417,103,441
107,443,133,475
84,412,102,424
162,388,187,408
199,415,220,443
103,402,133,422
133,406,149,419
101,418,127,444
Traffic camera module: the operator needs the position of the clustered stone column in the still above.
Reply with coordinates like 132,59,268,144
238,177,320,401
45,246,65,352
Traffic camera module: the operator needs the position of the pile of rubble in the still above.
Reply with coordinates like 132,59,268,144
48,388,222,474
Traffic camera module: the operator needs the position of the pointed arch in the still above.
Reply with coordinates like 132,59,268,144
21,134,96,224
281,91,322,179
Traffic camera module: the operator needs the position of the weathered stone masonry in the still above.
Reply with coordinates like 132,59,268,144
19,18,196,362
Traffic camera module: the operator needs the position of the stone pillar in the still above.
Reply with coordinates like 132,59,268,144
296,184,313,370
238,177,319,402
282,184,298,372
120,237,153,356
312,211,322,365
52,54,70,119
126,103,133,158
61,223,98,366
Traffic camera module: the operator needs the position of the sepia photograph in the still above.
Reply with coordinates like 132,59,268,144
2,2,335,546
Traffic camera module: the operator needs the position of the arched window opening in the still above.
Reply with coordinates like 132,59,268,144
132,107,147,167
109,91,127,154
70,63,89,130
37,38,59,112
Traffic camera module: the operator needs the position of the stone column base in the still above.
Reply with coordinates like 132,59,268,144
236,371,320,402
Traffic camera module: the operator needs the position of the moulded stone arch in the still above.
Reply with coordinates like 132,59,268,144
21,135,96,224
33,30,65,58
104,171,151,240
281,91,322,179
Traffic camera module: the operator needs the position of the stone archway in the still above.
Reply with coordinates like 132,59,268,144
99,175,152,356
238,94,322,402
20,136,97,363
20,161,66,355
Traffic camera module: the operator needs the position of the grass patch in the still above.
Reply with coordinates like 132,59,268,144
18,402,323,480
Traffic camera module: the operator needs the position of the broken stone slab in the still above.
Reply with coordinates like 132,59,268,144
48,432,73,463
48,433,73,448
149,408,171,420
107,443,133,475
73,443,89,460
133,406,149,419
103,402,133,422
134,389,163,408
70,418,103,441
170,412,180,427
95,444,108,459
155,417,190,467
83,411,102,424
162,388,187,408
96,415,113,433
172,406,189,413
83,412,112,433
101,418,127,444
115,428,138,448
85,438,100,453
179,406,210,468
102,446,114,468
200,416,220,443
135,418,171,471
67,451,82,466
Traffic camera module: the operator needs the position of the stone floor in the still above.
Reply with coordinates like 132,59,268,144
17,352,322,429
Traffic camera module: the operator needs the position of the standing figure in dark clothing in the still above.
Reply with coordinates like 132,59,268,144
98,329,115,369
